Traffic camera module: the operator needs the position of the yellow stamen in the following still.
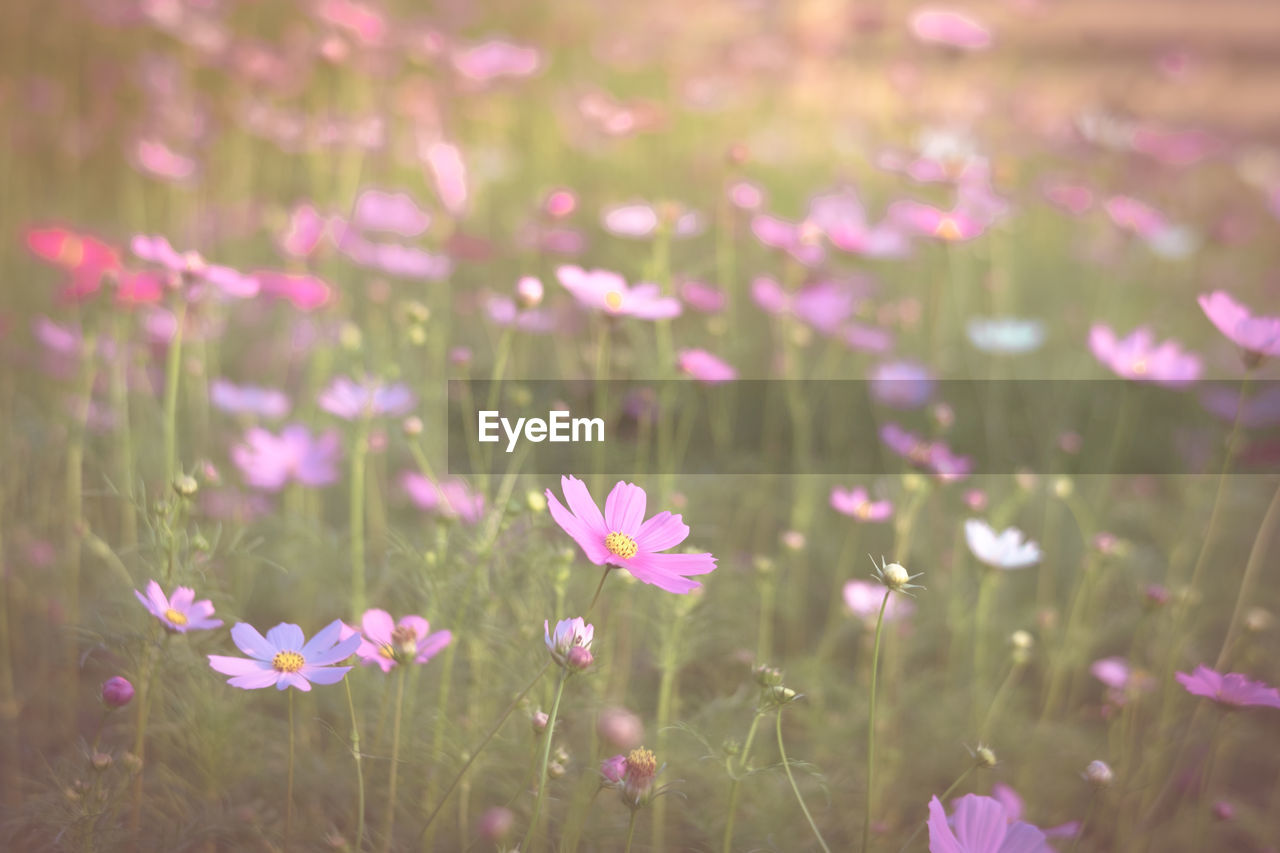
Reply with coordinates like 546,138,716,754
1131,358,1148,376
626,747,657,780
272,651,305,673
379,645,396,659
935,216,963,242
605,531,638,560
604,290,624,311
163,608,188,626
56,236,85,268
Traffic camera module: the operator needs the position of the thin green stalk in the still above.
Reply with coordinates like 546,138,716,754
286,688,295,851
624,808,639,853
1069,794,1098,853
586,566,612,616
722,709,766,853
863,590,891,853
380,666,408,853
343,677,366,851
777,707,832,853
521,668,569,853
895,765,976,853
417,662,549,843
162,302,187,488
980,660,1023,743
350,418,370,620
1214,478,1280,670
971,571,998,726
127,633,162,837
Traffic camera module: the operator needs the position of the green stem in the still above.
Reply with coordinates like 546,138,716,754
163,302,187,488
417,662,549,843
722,709,766,853
1069,794,1098,853
586,566,612,616
624,808,639,853
344,678,366,851
777,707,832,853
521,668,569,853
380,666,408,853
350,418,370,620
286,688,295,851
1214,479,1280,670
980,660,1023,743
972,571,998,726
863,590,891,853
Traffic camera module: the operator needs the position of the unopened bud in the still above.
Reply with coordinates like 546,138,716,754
91,752,113,772
173,474,198,498
567,645,593,671
101,676,134,709
477,806,515,841
975,746,998,768
516,276,544,309
1083,760,1114,788
754,664,784,688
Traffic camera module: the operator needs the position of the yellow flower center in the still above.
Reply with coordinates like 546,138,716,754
163,608,188,626
379,645,396,659
1131,358,1148,375
855,502,872,520
272,651,305,673
625,747,657,781
605,531,638,560
57,236,85,268
604,291,624,311
935,217,962,242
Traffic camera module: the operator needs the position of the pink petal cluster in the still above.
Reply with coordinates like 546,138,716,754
545,476,716,594
928,794,1049,853
401,472,486,524
830,486,893,522
677,349,736,383
1089,325,1201,386
1198,291,1280,360
135,580,223,633
231,425,341,491
556,266,681,320
344,608,452,672
1176,665,1280,710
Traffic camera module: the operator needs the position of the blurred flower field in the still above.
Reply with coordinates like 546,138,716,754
3,0,1280,850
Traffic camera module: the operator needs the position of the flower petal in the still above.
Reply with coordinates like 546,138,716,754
634,511,689,553
927,796,964,853
559,475,608,537
208,655,270,676
226,669,283,690
951,794,1009,852
361,609,396,646
547,490,612,565
307,630,362,666
231,623,278,661
604,481,647,535
277,672,312,691
301,619,344,659
266,623,306,652
299,665,351,685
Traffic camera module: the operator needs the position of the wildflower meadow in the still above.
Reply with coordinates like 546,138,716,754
4,1,1280,850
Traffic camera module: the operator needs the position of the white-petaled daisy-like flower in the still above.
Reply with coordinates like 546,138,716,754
965,519,1042,569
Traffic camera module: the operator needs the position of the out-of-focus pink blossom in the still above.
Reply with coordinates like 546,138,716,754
909,9,993,51
401,472,486,524
677,349,736,383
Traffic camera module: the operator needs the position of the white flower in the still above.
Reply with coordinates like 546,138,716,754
544,617,594,667
964,519,1042,569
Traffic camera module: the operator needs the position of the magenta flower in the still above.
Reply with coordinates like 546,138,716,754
1104,196,1168,239
345,608,452,672
451,39,541,82
253,270,332,311
881,424,972,481
423,140,468,216
1198,291,1280,362
319,375,416,420
556,265,680,320
989,785,1080,840
401,472,486,524
1175,665,1280,710
677,349,736,383
208,620,360,691
130,235,259,299
1089,325,1201,386
545,476,717,594
928,794,1049,853
278,204,328,259
545,617,594,668
101,676,135,708
909,9,993,51
135,580,223,633
601,754,627,784
231,425,341,491
750,277,860,335
679,280,726,314
485,295,557,334
210,379,290,419
830,487,893,522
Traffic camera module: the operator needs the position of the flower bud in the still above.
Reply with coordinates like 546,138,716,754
477,806,515,841
532,711,549,733
883,563,909,588
101,676,134,709
516,276,544,309
1144,584,1170,609
1083,760,1114,788
120,752,143,774
1212,800,1235,822
402,416,424,437
754,664,784,688
91,751,113,772
173,473,198,498
975,746,998,768
567,645,594,671
601,754,627,784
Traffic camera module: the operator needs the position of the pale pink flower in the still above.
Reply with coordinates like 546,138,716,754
909,9,993,51
556,265,680,320
677,349,736,383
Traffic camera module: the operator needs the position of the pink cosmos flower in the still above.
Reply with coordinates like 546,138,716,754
545,476,717,594
130,235,259,299
253,270,332,311
807,188,910,259
889,200,985,242
1089,325,1201,386
844,579,914,622
344,608,452,672
830,486,893,522
319,375,416,419
231,425,341,491
679,280,726,314
545,617,594,668
1043,182,1093,216
135,580,223,633
1103,196,1168,239
485,295,557,334
278,204,328,259
601,202,703,239
881,423,973,482
750,277,862,336
133,138,197,184
749,213,825,266
1175,665,1280,710
210,379,290,419
451,40,541,82
208,620,361,691
928,794,1049,853
351,189,431,237
422,140,468,216
909,9,993,51
556,266,680,320
677,349,736,383
601,754,627,784
1197,291,1280,361
401,472,486,524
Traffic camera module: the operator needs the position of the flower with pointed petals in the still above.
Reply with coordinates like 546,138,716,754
545,476,717,594
928,794,1049,853
232,425,341,491
545,617,594,668
208,620,361,691
830,487,893,522
1197,291,1280,364
1175,665,1280,710
990,784,1080,841
677,349,736,383
556,265,681,320
319,375,416,419
452,39,541,82
965,519,1041,569
1089,325,1201,386
135,580,223,633
345,608,452,672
